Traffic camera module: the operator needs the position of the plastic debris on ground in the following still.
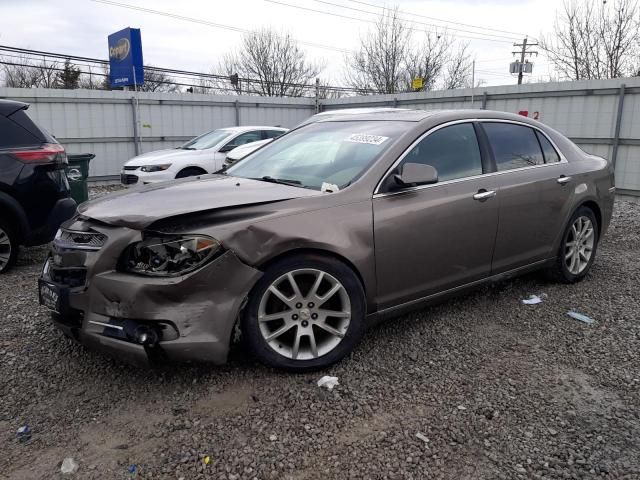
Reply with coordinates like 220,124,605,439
415,432,430,443
522,293,547,305
61,457,79,474
203,455,211,465
128,464,138,475
16,425,31,442
317,376,339,391
567,311,595,324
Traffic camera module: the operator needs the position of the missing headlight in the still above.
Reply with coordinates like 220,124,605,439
121,234,222,277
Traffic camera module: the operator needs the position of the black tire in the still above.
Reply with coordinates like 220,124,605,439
0,220,19,274
241,253,366,372
548,206,599,284
175,167,207,179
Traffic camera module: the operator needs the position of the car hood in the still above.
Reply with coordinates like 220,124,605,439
78,175,322,229
124,148,203,165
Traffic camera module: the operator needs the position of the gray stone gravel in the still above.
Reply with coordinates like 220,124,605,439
1,198,639,479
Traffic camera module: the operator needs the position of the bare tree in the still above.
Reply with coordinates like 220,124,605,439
441,44,473,89
0,55,59,88
346,7,411,94
219,28,322,97
540,0,640,80
138,68,180,93
345,6,473,93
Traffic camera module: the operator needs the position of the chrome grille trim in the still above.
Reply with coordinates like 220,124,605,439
54,229,108,251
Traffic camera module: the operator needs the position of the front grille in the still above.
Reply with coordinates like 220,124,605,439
50,267,87,288
57,230,107,250
121,173,139,185
123,166,139,171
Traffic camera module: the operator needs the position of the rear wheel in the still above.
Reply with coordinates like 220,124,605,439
549,206,599,283
175,167,207,179
0,220,18,274
242,254,365,372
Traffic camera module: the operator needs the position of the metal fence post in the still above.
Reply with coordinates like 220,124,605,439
611,84,626,167
130,96,140,156
315,78,320,113
481,91,488,110
234,99,240,126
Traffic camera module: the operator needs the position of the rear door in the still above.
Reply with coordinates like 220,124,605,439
481,121,573,273
373,122,500,309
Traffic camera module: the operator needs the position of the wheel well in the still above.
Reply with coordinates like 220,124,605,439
176,166,207,177
257,248,368,297
0,205,23,242
579,200,602,235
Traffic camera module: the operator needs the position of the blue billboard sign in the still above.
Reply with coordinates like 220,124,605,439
108,27,144,88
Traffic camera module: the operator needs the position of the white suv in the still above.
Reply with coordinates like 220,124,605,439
121,126,287,185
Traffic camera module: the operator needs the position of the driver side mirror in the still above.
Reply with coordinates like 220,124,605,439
218,144,236,153
393,163,438,188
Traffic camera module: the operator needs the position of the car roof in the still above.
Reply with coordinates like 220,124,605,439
313,108,544,125
0,99,29,117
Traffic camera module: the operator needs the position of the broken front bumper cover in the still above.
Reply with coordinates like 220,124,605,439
41,225,262,366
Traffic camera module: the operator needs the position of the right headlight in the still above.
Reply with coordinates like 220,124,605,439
121,234,222,277
140,164,171,172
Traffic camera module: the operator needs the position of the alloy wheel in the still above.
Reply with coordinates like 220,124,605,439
565,216,595,275
258,268,351,360
0,226,12,271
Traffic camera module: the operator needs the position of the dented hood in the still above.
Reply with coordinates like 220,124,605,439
78,175,322,229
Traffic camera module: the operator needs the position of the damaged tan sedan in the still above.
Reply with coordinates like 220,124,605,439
39,109,615,371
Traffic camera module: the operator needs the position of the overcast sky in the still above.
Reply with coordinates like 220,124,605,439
0,0,562,88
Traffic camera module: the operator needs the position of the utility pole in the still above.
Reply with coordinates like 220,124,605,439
512,36,538,85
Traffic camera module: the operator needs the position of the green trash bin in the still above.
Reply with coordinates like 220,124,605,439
65,154,95,205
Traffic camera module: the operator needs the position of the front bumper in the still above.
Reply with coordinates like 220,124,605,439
40,219,262,366
121,168,175,186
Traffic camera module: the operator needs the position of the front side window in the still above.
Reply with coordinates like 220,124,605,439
180,130,231,150
400,123,483,182
227,121,408,191
483,123,544,171
536,131,561,163
227,131,263,148
264,129,285,139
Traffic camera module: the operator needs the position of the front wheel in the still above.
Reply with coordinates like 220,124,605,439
549,206,599,283
241,254,365,372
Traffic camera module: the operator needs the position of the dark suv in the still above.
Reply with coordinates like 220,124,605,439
0,100,76,273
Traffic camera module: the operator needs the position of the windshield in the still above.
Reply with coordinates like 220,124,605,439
226,121,407,191
179,129,232,150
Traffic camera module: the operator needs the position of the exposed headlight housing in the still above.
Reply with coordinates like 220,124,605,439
140,164,171,172
121,234,222,277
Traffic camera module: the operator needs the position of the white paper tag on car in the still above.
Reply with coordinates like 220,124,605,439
346,134,389,145
321,182,340,193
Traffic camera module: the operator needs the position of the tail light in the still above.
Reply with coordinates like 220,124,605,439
12,143,67,164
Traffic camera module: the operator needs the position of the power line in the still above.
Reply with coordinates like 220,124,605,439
265,0,517,44
307,0,520,42
342,0,532,39
89,0,350,53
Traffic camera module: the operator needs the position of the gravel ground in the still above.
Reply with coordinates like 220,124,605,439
1,198,639,480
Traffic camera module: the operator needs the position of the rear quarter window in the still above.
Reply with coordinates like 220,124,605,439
535,130,561,163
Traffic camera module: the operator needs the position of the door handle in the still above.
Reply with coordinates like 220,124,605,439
557,175,572,185
473,189,496,201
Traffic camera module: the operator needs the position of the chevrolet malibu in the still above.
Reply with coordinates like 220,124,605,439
40,109,615,371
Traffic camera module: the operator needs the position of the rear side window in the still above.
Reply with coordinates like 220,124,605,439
0,115,40,148
536,131,561,163
483,123,544,171
401,123,483,182
229,130,262,147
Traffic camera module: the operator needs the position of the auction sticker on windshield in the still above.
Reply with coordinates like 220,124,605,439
346,134,389,145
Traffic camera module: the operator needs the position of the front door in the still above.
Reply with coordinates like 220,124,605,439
373,122,500,309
